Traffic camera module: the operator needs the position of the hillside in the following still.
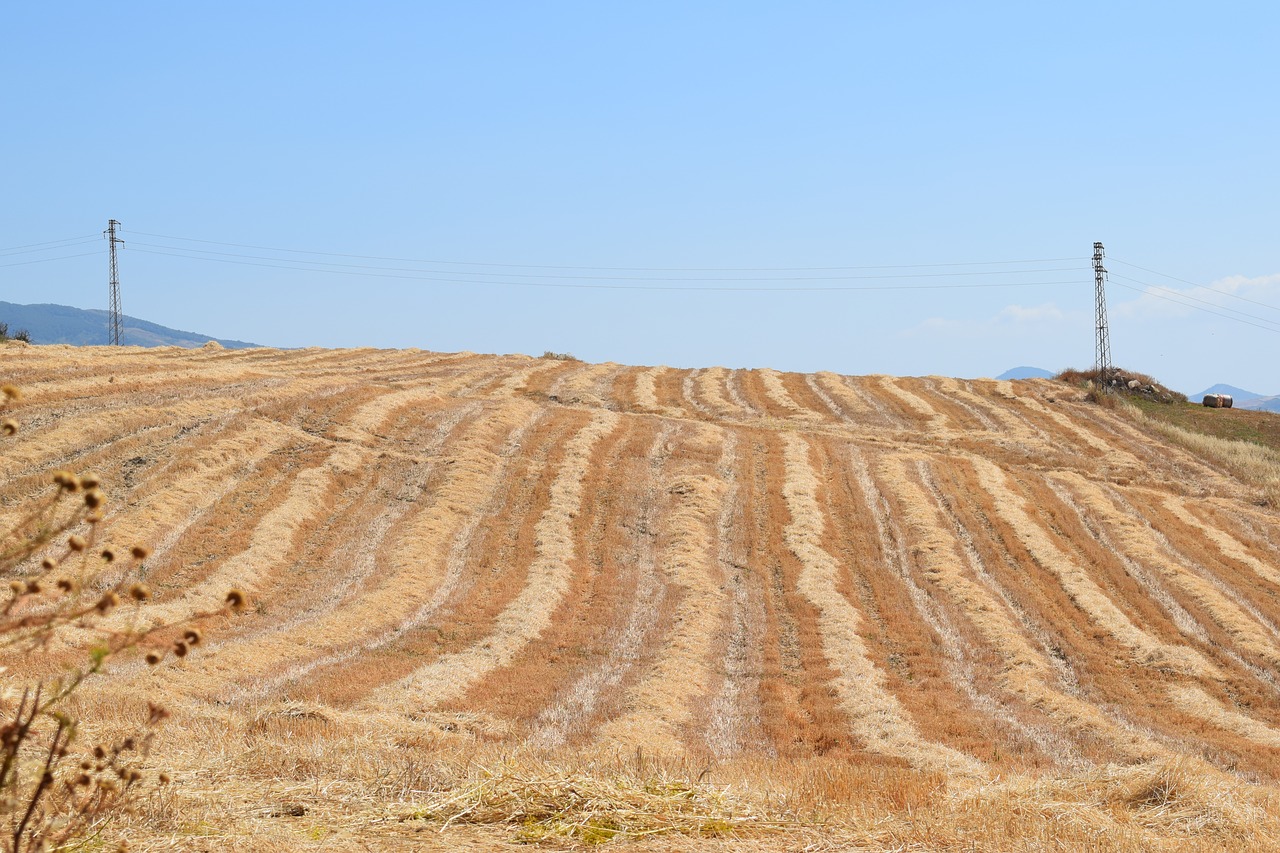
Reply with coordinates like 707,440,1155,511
4,344,1280,850
0,300,259,347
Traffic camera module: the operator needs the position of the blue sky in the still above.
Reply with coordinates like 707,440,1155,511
3,2,1277,394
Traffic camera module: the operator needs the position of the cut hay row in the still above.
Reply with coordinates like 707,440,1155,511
1052,474,1280,674
1162,496,1280,590
758,369,819,422
681,369,716,419
873,377,950,434
702,430,767,757
544,361,618,407
1170,684,1280,750
695,367,750,420
632,366,665,414
93,417,296,563
375,410,621,711
802,373,850,422
888,455,1159,765
219,402,546,703
970,457,1218,679
923,378,1001,433
778,433,981,773
526,421,676,750
593,423,728,753
131,399,504,691
723,370,762,419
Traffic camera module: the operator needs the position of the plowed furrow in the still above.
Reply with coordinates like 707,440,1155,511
780,433,981,773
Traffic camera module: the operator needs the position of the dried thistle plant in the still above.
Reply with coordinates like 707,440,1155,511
0,384,245,852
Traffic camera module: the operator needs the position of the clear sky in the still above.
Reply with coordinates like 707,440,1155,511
3,2,1277,394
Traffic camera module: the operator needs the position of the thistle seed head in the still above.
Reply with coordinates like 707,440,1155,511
1,385,19,401
79,473,101,490
1,420,16,436
145,651,163,666
128,583,151,602
225,589,246,611
68,535,86,552
130,545,151,560
84,489,104,509
41,557,57,570
182,628,202,646
101,547,116,563
95,591,120,613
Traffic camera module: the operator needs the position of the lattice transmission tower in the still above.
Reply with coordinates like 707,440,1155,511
1092,241,1112,389
105,219,123,345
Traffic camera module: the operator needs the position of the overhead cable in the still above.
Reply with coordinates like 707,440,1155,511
0,251,103,269
1108,279,1280,335
127,240,1083,283
1110,257,1280,313
123,228,1085,273
128,246,1086,293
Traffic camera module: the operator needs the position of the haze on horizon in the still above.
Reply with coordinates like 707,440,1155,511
3,3,1277,394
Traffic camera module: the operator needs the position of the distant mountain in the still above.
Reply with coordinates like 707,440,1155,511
996,366,1055,380
1190,383,1262,403
0,302,259,348
1238,395,1280,413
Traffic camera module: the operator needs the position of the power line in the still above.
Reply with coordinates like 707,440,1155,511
0,251,102,269
127,246,1086,293
1108,279,1280,335
1109,257,1280,314
1109,272,1280,330
122,228,1085,273
0,234,99,254
0,237,101,258
125,239,1084,283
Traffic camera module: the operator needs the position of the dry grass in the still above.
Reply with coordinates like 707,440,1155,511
9,349,1280,850
1125,403,1280,507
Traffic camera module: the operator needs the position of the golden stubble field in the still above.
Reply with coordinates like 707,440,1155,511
5,342,1280,851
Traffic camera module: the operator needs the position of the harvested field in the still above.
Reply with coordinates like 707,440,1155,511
5,343,1280,851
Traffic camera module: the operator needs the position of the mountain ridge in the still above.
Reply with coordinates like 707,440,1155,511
0,301,259,348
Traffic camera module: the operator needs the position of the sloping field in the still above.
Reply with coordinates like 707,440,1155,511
5,343,1280,850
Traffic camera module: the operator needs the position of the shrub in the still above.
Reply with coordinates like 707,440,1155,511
0,384,239,851
0,325,30,344
540,351,580,362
